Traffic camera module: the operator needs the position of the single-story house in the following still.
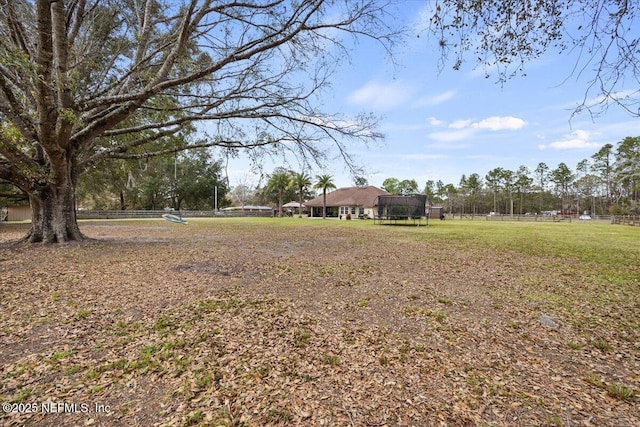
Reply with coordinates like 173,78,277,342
305,186,390,218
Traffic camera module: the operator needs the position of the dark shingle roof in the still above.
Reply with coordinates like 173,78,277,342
304,186,390,208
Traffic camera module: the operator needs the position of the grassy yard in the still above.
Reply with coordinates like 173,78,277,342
0,218,638,426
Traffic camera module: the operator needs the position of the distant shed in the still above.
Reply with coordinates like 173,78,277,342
428,206,445,220
5,205,31,221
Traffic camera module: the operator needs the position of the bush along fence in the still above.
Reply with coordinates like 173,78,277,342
611,215,640,226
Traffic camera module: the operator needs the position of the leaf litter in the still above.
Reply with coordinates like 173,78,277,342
0,220,638,426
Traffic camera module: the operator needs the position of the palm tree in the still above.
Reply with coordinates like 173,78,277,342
314,174,336,219
291,172,312,218
266,170,292,217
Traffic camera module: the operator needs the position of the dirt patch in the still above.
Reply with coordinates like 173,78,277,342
1,220,638,426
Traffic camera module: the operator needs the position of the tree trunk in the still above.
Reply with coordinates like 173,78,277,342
298,191,303,218
25,181,84,243
322,190,327,219
519,193,524,215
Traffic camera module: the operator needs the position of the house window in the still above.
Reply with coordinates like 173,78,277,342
351,207,356,215
359,207,364,216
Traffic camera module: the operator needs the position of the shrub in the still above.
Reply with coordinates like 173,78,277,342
609,205,628,216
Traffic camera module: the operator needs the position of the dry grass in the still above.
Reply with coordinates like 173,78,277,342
1,218,638,426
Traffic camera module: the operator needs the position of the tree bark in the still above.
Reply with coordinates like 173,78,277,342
25,181,84,243
322,189,328,219
299,190,304,218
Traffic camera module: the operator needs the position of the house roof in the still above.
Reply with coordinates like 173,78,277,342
223,205,272,211
305,186,390,208
283,201,304,208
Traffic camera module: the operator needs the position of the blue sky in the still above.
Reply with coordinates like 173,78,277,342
223,1,640,192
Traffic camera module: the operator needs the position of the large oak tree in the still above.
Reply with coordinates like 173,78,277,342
0,0,393,242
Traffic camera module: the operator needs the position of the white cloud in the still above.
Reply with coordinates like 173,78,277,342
473,116,527,131
447,116,527,131
449,119,474,129
347,81,413,111
427,115,527,143
428,116,445,126
427,128,475,143
538,130,602,150
414,90,457,107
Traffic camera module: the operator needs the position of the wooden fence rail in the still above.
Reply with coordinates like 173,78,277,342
611,215,640,226
485,214,569,222
76,209,272,220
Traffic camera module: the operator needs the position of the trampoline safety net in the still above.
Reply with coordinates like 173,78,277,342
375,195,428,224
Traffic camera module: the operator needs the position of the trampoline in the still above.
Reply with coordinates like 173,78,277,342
374,194,429,226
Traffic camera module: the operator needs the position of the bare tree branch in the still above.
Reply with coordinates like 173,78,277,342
427,0,640,118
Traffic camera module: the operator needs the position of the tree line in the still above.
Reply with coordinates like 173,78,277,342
384,137,640,217
76,148,230,211
5,134,637,220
